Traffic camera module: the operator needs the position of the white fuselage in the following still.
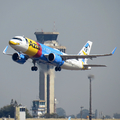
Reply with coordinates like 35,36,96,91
8,36,93,71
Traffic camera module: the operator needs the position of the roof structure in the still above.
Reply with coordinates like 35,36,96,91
34,32,59,43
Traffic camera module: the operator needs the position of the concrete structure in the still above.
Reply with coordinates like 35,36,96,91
35,32,59,44
32,100,45,117
35,32,66,53
14,106,26,120
33,32,66,115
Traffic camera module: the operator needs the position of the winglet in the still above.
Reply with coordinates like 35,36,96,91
112,47,117,55
3,46,8,54
3,46,12,56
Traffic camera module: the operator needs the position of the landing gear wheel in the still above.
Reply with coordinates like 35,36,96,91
31,60,38,71
31,66,38,71
55,67,61,71
58,67,61,71
31,66,34,71
55,67,58,71
35,66,38,71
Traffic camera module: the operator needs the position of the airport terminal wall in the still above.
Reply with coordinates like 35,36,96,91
0,118,120,120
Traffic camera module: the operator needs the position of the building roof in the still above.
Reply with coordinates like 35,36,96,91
32,100,45,102
34,32,59,43
35,32,59,35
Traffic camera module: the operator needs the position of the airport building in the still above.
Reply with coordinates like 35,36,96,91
32,100,45,117
32,32,66,117
15,105,26,120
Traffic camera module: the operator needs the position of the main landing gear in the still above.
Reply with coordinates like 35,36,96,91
31,66,38,71
55,66,61,71
31,60,38,71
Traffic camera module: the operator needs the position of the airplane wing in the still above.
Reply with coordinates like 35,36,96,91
60,47,117,60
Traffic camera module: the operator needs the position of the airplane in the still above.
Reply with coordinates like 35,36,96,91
3,36,117,71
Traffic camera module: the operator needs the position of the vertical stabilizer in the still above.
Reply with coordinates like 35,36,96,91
78,41,92,64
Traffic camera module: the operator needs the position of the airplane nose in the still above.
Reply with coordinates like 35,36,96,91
9,40,19,45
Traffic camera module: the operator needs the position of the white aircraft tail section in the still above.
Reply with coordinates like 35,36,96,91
78,41,92,64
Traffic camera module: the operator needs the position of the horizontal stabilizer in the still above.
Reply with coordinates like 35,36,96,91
84,64,106,68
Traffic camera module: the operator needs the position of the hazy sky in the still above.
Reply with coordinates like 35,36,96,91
0,0,120,117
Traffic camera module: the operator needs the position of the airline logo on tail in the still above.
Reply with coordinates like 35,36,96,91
78,41,92,66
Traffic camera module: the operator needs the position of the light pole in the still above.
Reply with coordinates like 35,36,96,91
80,106,84,120
88,75,94,120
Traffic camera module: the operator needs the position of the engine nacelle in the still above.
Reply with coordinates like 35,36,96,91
48,53,63,63
12,53,27,64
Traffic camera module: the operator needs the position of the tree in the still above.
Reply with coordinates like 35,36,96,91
0,104,14,118
10,99,14,105
76,109,89,118
105,115,111,119
0,99,32,118
14,100,18,106
113,113,120,118
56,108,66,117
26,108,33,118
44,113,58,118
50,113,58,118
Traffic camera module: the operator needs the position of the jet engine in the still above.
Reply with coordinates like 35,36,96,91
12,53,27,64
47,53,63,63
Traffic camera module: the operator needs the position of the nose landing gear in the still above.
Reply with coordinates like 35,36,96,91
31,60,38,71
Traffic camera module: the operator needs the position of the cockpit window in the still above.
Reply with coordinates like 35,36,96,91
25,37,28,43
12,37,22,41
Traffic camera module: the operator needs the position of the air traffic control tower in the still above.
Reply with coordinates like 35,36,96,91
34,32,66,115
